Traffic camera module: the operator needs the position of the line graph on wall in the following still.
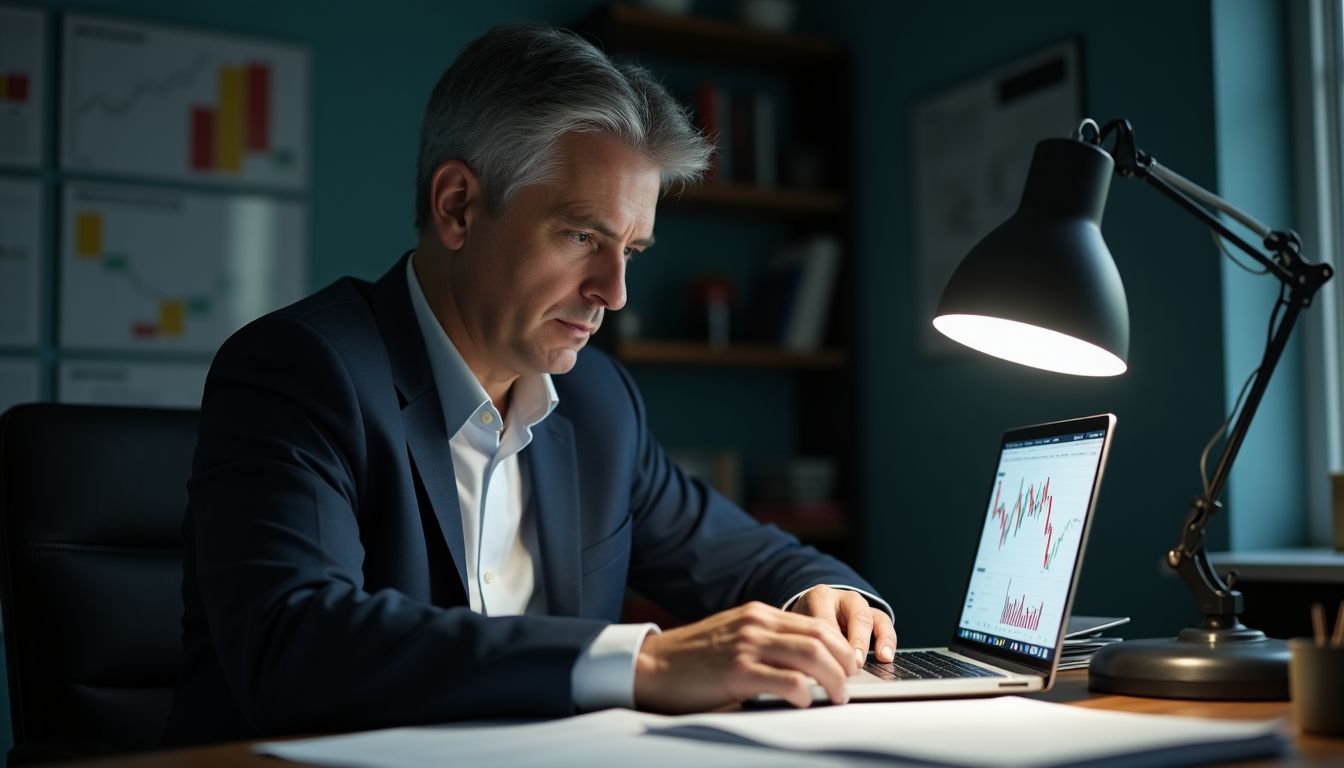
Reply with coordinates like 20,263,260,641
59,182,306,353
60,13,309,189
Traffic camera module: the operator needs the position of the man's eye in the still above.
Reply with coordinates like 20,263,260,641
623,247,640,260
569,231,592,245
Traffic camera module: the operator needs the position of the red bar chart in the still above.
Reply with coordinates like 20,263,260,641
1000,581,1044,631
0,73,29,103
188,62,272,173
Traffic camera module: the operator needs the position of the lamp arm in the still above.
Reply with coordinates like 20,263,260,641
1168,299,1303,622
1091,117,1335,625
1147,160,1272,238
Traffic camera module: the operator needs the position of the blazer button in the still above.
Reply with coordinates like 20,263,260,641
483,569,495,584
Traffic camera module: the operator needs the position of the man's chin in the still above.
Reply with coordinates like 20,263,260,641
540,348,581,374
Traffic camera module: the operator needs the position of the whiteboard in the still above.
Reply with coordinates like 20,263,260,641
59,182,306,353
0,176,42,345
0,4,46,168
58,360,207,409
913,40,1083,356
0,358,40,415
61,13,309,189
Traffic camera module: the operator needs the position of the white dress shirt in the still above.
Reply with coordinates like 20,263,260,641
406,256,654,710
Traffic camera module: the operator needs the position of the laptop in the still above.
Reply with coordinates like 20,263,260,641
844,412,1116,701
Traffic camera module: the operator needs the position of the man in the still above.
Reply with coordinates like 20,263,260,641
167,23,895,745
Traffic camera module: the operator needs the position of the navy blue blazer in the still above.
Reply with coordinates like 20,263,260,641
166,255,880,745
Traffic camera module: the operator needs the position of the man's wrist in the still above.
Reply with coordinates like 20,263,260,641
571,623,660,711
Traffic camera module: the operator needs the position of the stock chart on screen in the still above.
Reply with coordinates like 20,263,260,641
957,429,1105,650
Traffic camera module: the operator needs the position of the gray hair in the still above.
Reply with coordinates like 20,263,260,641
414,23,712,229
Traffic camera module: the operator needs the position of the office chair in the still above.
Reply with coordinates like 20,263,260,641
0,404,197,762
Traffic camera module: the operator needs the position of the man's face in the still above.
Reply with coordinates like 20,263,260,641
450,131,660,382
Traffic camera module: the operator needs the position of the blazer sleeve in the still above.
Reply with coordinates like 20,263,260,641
185,314,607,735
607,355,886,620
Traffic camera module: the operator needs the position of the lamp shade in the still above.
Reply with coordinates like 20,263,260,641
933,138,1130,376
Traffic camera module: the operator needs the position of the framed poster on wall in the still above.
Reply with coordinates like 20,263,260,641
912,39,1084,357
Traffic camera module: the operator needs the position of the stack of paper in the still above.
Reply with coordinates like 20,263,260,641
1061,614,1129,670
257,696,1287,768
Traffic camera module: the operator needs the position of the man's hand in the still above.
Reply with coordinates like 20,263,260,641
633,601,857,712
789,585,897,668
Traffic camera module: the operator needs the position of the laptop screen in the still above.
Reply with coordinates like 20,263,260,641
952,414,1114,670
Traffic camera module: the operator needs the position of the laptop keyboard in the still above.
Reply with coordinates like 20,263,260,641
865,650,1005,680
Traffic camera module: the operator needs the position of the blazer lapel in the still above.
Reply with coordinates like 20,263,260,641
526,414,581,617
370,253,468,595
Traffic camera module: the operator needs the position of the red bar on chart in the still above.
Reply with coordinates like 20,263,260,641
247,62,271,151
191,106,215,171
8,73,29,103
131,321,158,339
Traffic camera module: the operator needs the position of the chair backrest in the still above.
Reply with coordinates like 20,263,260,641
0,403,197,762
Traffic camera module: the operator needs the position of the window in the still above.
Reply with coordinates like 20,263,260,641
1290,0,1344,545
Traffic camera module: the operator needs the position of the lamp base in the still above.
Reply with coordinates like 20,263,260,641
1087,625,1289,700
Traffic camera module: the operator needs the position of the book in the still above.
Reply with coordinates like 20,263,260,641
752,92,777,187
781,235,841,350
694,82,730,183
730,91,755,184
748,234,842,351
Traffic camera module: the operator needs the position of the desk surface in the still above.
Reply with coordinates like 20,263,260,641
66,672,1344,767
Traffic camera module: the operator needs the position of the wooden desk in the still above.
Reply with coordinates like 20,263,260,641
64,672,1344,767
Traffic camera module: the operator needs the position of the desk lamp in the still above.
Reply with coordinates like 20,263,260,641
933,118,1333,699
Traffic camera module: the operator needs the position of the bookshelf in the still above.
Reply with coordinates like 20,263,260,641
616,340,845,368
668,183,845,217
580,5,861,595
594,4,843,71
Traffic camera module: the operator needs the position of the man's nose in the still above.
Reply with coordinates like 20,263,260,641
584,248,627,311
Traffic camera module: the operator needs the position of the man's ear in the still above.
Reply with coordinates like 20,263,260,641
429,160,480,251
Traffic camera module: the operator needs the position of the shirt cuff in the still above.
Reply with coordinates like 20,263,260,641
781,584,895,622
571,622,660,711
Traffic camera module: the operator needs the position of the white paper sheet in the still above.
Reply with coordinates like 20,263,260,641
257,697,1286,768
657,697,1286,767
256,709,866,768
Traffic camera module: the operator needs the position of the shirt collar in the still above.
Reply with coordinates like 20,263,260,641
405,254,558,438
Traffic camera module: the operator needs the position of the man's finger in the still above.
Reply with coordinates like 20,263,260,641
766,607,855,674
871,608,898,662
756,634,850,705
839,596,876,666
729,663,816,709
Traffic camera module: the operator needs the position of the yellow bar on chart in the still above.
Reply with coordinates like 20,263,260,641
216,66,246,172
159,300,186,336
75,213,103,259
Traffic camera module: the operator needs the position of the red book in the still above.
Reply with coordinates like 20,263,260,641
695,82,730,183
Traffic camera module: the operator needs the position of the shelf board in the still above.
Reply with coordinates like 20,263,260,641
597,4,844,71
775,518,851,541
617,340,845,368
666,183,845,217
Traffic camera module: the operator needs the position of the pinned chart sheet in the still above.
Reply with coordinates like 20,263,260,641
59,182,306,353
60,12,309,189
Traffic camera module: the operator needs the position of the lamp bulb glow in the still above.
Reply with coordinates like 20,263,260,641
932,314,1127,377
